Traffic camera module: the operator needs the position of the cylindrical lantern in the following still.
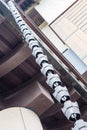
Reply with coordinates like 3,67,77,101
0,107,43,130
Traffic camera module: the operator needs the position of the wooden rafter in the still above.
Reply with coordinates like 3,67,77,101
0,43,31,77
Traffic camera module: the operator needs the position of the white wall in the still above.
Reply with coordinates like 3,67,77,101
35,0,76,24
42,25,68,53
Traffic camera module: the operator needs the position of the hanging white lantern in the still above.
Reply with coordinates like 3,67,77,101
72,119,87,130
53,85,70,104
0,107,43,130
62,100,81,121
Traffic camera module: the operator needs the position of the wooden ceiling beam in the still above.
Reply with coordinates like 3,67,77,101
4,81,54,116
4,71,42,96
0,43,31,78
40,103,61,119
41,111,72,130
0,98,5,110
48,124,72,130
0,15,5,24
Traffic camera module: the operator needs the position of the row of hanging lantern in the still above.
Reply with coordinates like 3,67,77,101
7,1,87,129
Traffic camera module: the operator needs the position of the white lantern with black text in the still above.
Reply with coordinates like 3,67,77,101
0,107,43,130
